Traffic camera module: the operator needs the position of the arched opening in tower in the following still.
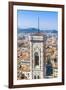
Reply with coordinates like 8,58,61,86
34,52,39,66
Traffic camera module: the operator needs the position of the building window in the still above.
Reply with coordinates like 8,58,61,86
34,52,39,66
34,75,36,79
37,75,40,79
54,58,57,63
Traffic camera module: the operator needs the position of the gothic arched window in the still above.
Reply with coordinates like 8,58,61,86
34,52,39,66
34,75,36,79
37,75,40,79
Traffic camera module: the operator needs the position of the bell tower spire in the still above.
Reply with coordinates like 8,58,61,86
38,16,40,33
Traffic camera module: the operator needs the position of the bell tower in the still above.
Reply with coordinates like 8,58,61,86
30,17,45,79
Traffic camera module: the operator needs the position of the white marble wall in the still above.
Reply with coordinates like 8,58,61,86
30,35,44,79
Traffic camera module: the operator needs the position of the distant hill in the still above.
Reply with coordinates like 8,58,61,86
17,28,58,33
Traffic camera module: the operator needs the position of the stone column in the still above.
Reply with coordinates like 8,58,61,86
40,43,44,79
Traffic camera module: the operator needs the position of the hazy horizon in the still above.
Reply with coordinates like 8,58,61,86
18,27,57,30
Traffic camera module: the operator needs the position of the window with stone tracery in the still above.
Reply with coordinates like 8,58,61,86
34,52,39,66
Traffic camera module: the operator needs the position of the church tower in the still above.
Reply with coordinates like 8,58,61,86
30,17,45,79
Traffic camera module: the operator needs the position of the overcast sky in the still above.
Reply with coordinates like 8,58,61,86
17,10,58,30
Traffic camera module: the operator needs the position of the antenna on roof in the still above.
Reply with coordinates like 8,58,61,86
38,16,40,33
